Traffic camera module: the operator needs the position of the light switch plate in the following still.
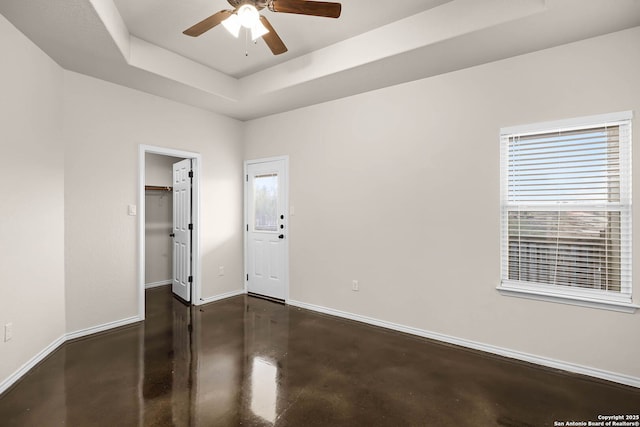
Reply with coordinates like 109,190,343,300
4,323,12,342
128,204,137,216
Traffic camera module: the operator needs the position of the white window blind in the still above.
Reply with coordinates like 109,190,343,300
500,112,632,305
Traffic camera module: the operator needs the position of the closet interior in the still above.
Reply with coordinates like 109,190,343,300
145,154,184,289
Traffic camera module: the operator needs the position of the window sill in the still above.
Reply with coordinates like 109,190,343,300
496,284,639,313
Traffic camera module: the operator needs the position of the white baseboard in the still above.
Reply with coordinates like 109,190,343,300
288,299,640,389
65,316,142,341
198,289,245,305
4,298,636,398
0,335,66,395
145,281,171,289
1,315,144,396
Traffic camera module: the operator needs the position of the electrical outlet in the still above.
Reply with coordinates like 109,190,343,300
218,266,225,276
352,280,359,291
4,323,12,342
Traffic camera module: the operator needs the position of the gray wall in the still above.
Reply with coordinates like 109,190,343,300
63,70,244,332
2,9,639,391
0,12,244,387
244,27,640,379
0,14,65,385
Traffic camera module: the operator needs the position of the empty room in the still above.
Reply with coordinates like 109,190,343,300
1,0,639,425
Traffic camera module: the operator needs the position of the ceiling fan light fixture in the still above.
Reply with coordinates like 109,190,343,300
250,20,269,40
222,13,241,38
237,4,260,29
182,0,342,56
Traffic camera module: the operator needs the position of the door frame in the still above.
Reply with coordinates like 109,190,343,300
244,156,290,302
138,144,202,320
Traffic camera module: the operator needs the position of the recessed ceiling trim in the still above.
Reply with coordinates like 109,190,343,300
90,0,548,104
89,0,130,61
5,0,637,121
129,36,240,102
240,0,547,97
90,0,240,102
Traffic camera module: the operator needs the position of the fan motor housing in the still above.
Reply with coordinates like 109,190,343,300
227,0,269,11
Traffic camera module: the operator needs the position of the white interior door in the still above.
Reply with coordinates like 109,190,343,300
172,159,192,302
246,159,288,300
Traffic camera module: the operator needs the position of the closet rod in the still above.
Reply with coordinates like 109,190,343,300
145,185,173,192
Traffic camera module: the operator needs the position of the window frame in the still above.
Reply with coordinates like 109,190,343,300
497,111,637,313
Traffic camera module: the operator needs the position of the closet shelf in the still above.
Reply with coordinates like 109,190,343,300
145,185,173,192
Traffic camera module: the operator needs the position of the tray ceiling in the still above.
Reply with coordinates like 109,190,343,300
1,0,639,120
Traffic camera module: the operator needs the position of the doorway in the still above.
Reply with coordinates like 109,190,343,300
144,154,184,291
138,145,202,320
244,157,289,301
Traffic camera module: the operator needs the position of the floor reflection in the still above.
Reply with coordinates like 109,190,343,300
170,287,290,426
1,285,640,426
250,357,277,423
243,297,289,426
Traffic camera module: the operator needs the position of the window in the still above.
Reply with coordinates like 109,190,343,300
499,112,635,312
253,173,278,232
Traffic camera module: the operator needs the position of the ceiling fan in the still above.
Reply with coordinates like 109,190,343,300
183,0,342,55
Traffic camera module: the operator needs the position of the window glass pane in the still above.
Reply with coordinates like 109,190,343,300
254,174,278,231
508,210,621,292
508,127,620,203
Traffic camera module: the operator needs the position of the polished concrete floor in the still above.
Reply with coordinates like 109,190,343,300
1,286,638,426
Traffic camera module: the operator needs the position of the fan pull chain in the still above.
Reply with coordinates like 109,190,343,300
243,28,260,56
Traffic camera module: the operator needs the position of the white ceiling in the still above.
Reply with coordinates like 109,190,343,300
1,0,640,121
113,0,449,78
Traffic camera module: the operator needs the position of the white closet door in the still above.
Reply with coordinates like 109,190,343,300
172,159,192,302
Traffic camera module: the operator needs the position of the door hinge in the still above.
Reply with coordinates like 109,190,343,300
246,174,248,182
246,224,249,232
188,223,193,230
189,170,194,178
246,274,249,281
188,276,193,283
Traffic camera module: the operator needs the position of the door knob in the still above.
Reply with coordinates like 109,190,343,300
170,233,175,237
278,234,284,239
